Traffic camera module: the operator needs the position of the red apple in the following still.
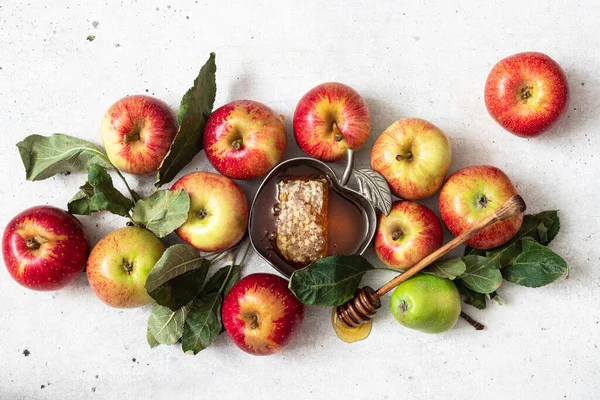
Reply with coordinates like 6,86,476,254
438,165,524,249
171,172,248,252
375,201,443,270
371,118,452,200
2,206,89,291
293,82,370,162
485,52,569,138
87,227,165,308
222,273,304,356
204,100,287,180
100,95,178,175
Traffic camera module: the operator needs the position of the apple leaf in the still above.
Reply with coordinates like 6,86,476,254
147,303,190,348
289,254,374,306
17,133,112,181
131,189,190,238
155,53,217,187
466,211,561,266
456,255,502,294
456,281,487,309
67,164,132,217
424,258,467,280
488,291,504,306
502,239,568,288
181,259,243,355
145,244,210,310
202,264,242,296
181,292,222,355
67,182,94,215
145,244,205,292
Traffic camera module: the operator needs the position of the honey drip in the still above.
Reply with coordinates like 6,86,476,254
331,307,372,343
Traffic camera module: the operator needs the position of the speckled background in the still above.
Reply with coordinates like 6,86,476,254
1,1,599,399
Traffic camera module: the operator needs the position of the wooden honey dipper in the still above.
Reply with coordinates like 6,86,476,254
335,194,527,328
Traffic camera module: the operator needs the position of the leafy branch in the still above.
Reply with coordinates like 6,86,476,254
289,211,567,315
146,241,250,354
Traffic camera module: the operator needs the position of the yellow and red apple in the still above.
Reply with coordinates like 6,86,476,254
100,95,178,175
293,82,370,162
222,273,304,356
86,227,165,308
171,172,248,252
2,206,89,291
485,52,569,138
204,100,287,180
438,165,524,249
371,118,451,200
375,201,443,270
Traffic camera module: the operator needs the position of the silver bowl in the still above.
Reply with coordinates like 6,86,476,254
248,149,392,277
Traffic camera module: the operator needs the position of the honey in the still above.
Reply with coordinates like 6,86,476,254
250,164,369,273
331,307,372,343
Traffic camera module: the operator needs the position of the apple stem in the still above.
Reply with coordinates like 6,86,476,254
395,152,412,161
460,311,485,330
112,167,138,205
332,122,344,142
25,236,48,250
123,132,140,143
249,314,259,329
231,139,243,151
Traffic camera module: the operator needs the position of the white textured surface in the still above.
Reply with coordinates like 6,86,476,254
1,1,599,399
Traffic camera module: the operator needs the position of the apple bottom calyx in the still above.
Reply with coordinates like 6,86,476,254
477,194,491,208
122,259,135,274
196,208,210,220
25,235,48,250
519,85,534,101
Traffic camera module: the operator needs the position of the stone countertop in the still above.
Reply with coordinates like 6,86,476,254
1,1,599,399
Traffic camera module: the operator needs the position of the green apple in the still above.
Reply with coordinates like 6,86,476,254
389,274,461,334
371,118,451,200
86,227,165,308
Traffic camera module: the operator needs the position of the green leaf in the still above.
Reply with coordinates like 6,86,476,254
146,329,160,349
456,255,502,294
456,281,487,309
17,134,112,181
288,255,374,306
424,258,466,280
147,303,190,347
502,240,568,288
67,164,132,217
155,53,217,187
464,246,486,257
67,182,94,215
131,189,190,237
145,244,204,291
145,244,210,310
483,211,560,267
487,291,504,306
203,264,241,296
181,292,222,355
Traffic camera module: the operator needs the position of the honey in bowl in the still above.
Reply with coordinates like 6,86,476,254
250,164,369,273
